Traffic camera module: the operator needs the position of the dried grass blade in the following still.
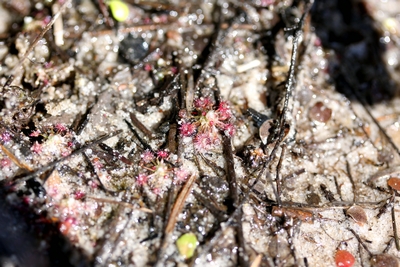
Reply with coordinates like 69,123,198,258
0,144,32,171
250,254,263,267
165,174,197,233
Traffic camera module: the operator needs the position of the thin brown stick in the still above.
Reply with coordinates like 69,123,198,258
391,195,400,251
348,228,373,257
0,144,33,171
199,153,225,177
12,130,122,182
155,174,197,267
124,119,152,151
250,254,263,267
129,112,153,137
167,123,178,154
346,159,356,202
383,238,395,254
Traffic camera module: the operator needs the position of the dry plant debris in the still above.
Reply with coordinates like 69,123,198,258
1,0,400,266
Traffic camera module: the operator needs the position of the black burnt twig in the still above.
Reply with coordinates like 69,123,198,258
199,153,225,177
268,7,309,164
193,6,224,93
11,130,123,183
82,153,111,193
129,112,154,137
98,142,133,165
383,238,395,254
193,190,228,221
8,0,72,78
235,208,249,267
320,184,336,202
346,158,357,202
391,194,400,251
275,145,286,206
348,228,373,257
71,102,95,136
124,119,152,151
334,176,343,201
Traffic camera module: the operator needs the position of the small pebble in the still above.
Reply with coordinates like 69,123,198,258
309,101,332,123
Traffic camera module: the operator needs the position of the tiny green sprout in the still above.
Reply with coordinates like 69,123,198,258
176,233,198,259
108,0,129,22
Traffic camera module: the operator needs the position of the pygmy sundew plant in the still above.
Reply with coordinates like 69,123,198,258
179,97,235,151
29,124,73,157
136,150,190,193
136,150,172,193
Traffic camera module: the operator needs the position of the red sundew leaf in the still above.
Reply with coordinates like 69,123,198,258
223,123,235,137
31,141,43,154
179,122,196,136
193,133,213,151
335,250,355,267
141,150,155,163
136,173,149,186
0,157,12,168
54,123,68,133
193,97,213,111
74,191,86,200
216,101,232,120
0,132,11,142
156,150,169,159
